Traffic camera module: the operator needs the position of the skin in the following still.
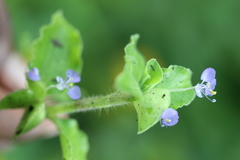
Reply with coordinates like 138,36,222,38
0,0,57,149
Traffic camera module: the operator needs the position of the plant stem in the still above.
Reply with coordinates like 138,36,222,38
168,86,196,93
46,92,136,116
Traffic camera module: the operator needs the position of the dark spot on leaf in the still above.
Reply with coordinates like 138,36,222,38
29,105,34,112
150,65,155,71
16,129,22,135
91,102,94,104
152,92,155,94
162,94,166,98
51,39,63,48
136,119,138,121
172,67,175,70
52,78,57,82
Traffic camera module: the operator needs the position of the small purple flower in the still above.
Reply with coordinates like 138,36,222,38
68,86,81,100
195,68,217,102
66,70,81,83
56,70,81,100
27,67,41,81
160,108,179,127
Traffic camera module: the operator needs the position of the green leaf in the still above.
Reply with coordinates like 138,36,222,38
134,88,170,134
19,32,34,62
124,34,146,80
0,65,46,111
27,79,46,102
139,59,163,92
0,89,34,109
115,34,146,100
0,79,46,110
156,65,195,109
31,11,83,87
14,102,46,138
51,118,89,160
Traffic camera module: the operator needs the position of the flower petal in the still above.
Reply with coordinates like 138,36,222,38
161,108,179,127
200,68,216,82
56,84,64,90
209,78,216,90
66,70,81,83
27,68,41,81
68,86,81,100
195,83,204,98
56,76,63,83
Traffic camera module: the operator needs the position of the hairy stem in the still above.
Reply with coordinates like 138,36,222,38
46,92,136,116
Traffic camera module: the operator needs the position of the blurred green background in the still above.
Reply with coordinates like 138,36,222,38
2,0,240,159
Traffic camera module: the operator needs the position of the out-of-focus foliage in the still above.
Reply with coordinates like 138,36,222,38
51,118,89,160
13,102,45,139
0,89,34,109
3,0,240,160
0,10,88,160
32,11,83,87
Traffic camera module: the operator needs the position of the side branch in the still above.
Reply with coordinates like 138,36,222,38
46,92,136,116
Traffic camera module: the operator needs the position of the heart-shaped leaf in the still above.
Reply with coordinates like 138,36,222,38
30,11,83,87
156,65,195,109
134,88,170,134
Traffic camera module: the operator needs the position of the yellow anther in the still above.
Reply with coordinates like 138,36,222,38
207,82,211,88
210,90,217,95
69,82,74,87
165,119,171,122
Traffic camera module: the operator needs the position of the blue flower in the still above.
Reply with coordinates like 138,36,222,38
160,108,179,127
56,70,81,100
195,68,217,102
27,67,41,81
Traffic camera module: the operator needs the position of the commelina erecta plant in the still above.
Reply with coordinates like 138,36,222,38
0,11,217,160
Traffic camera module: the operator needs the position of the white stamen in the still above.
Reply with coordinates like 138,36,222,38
200,90,216,103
